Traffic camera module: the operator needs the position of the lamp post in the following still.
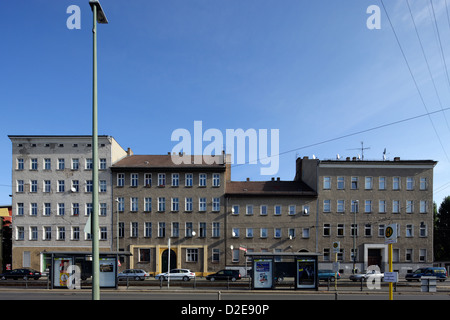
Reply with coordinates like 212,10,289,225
89,0,108,301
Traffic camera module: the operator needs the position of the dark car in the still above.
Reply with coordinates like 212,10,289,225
405,267,447,282
206,269,241,282
318,269,341,281
0,268,41,280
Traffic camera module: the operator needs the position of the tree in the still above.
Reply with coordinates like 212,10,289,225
434,196,450,261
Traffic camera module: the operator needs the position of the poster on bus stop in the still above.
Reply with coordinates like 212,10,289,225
253,259,273,289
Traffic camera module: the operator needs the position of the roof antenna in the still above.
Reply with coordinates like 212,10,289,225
347,141,370,160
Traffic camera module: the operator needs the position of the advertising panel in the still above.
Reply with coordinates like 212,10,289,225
253,259,273,289
297,259,316,289
53,257,73,288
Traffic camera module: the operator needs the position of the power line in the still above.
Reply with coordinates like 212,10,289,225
231,107,450,168
380,0,450,162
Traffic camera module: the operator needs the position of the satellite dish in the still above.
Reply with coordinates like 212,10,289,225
71,187,77,192
312,154,316,159
336,154,340,160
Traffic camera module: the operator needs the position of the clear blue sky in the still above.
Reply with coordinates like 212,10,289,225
1,0,450,207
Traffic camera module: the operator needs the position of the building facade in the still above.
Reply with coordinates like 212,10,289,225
8,136,437,277
296,156,437,275
9,135,127,271
111,154,229,276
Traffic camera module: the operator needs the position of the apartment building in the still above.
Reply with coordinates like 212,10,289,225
110,154,229,276
9,135,127,271
296,156,437,275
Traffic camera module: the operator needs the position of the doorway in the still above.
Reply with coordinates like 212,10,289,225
161,249,176,273
368,249,382,270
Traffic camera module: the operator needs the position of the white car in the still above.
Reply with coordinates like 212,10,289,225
349,270,384,282
155,269,196,281
118,269,149,281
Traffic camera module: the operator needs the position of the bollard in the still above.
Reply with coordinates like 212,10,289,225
335,292,338,300
360,278,363,291
218,291,221,300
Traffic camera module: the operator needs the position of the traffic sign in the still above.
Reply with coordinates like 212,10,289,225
384,272,398,283
385,224,397,244
332,241,340,253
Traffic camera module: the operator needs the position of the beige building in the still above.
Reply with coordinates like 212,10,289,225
9,135,127,271
111,153,229,276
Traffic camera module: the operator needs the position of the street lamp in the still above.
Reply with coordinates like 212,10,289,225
89,0,108,301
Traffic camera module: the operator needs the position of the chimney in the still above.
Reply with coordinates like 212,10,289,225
246,178,250,182
127,148,133,156
394,157,401,161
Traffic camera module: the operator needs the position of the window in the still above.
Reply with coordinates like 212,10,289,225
72,158,79,170
171,198,179,212
246,205,254,215
232,205,239,215
260,228,268,238
57,180,64,193
232,249,239,262
323,200,331,213
274,228,282,238
101,203,107,216
185,173,193,187
378,224,385,237
30,227,38,241
407,177,414,190
86,203,93,216
43,203,51,216
117,173,125,187
302,228,310,238
85,159,92,170
419,249,427,262
58,158,65,170
420,178,427,190
58,203,65,216
406,225,413,237
17,158,24,170
199,173,207,187
72,203,79,216
171,173,179,187
30,203,38,216
99,159,107,170
337,177,345,189
185,198,193,212
16,227,24,241
118,222,124,238
323,224,330,236
212,222,220,238
232,228,239,237
144,222,152,238
72,180,79,192
420,222,427,237
139,249,151,263
30,158,38,170
245,228,253,238
117,197,124,212
44,226,52,240
260,205,267,215
364,200,372,213
100,180,107,192
16,180,24,193
351,177,358,189
144,198,152,212
212,249,220,262
364,224,372,236
323,177,331,189
199,222,206,238
337,200,344,213
131,222,138,237
131,197,139,212
406,200,414,214
323,248,330,262
405,249,413,262
44,180,51,193
158,173,165,187
172,222,179,237
375,200,384,214
199,198,207,212
420,200,427,213
57,227,66,240
144,173,152,187
393,177,400,190
212,173,220,187
158,197,166,212
351,224,358,237
289,205,296,215
131,173,139,187
288,228,296,239
30,180,38,193
212,198,220,212
17,203,24,216
86,180,93,193
365,177,373,190
274,205,282,215
337,224,344,236
186,222,193,237
187,249,198,262
379,177,386,190
392,200,400,214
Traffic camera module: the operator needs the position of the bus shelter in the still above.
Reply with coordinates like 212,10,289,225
46,251,131,289
245,252,321,290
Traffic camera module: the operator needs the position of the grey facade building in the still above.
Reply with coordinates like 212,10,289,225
9,135,127,271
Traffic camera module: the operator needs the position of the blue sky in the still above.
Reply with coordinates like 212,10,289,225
1,0,450,207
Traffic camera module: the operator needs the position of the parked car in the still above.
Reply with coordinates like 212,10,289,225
0,268,41,280
117,269,149,281
206,270,241,282
155,269,195,281
405,267,447,282
318,269,340,281
349,270,384,282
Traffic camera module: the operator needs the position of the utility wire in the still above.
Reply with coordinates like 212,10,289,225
380,0,450,162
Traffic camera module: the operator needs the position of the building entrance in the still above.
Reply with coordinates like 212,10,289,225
368,249,382,270
161,249,176,273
